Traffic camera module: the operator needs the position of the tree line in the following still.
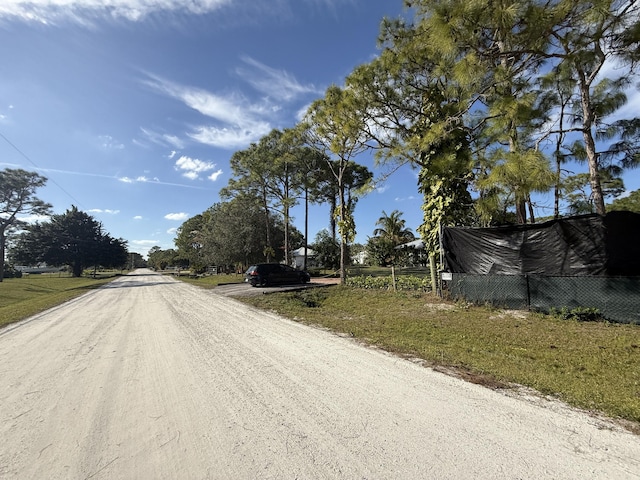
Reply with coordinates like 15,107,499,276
158,0,638,282
7,1,638,282
1,169,129,280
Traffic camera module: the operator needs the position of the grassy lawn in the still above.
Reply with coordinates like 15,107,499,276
0,273,119,328
239,285,640,431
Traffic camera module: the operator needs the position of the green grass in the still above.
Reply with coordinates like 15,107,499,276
239,286,640,430
0,274,117,327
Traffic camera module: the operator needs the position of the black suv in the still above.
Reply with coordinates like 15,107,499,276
245,263,311,287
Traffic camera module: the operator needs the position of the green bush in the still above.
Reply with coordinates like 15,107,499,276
347,274,431,292
551,306,605,322
3,264,23,278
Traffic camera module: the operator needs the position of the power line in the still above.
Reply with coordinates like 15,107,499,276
0,130,84,208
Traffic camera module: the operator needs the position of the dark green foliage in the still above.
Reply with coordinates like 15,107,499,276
10,206,128,277
608,189,640,213
366,210,415,266
347,274,431,292
551,306,606,323
2,264,22,278
0,168,52,282
147,247,179,271
311,229,341,271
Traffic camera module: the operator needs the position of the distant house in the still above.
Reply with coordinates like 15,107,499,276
291,247,317,269
351,250,368,265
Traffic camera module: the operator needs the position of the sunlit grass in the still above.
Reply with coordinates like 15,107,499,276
177,273,245,288
239,286,640,429
0,274,116,327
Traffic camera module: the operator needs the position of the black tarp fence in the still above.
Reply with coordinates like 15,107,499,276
442,212,640,324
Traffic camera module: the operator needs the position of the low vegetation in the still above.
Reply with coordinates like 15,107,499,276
0,273,119,328
239,286,640,431
177,272,245,288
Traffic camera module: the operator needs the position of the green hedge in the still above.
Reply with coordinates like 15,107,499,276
346,274,432,292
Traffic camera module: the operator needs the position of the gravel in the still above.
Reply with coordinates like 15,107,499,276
1,269,639,479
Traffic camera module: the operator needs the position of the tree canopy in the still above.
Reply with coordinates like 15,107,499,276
10,206,128,277
334,0,639,260
367,210,415,267
0,168,52,281
608,189,640,213
174,195,304,271
166,0,639,273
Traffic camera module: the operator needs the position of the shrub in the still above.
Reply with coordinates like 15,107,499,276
551,306,606,322
347,274,431,292
3,264,23,278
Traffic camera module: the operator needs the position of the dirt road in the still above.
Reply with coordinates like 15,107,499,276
1,270,639,479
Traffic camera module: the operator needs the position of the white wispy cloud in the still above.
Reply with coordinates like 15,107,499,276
143,74,273,148
394,196,417,202
208,169,223,181
0,0,232,25
164,212,189,221
133,215,143,220
236,56,321,102
129,239,159,255
142,60,317,149
119,175,159,184
88,208,120,214
188,124,271,149
98,135,124,150
132,239,157,247
174,155,218,180
137,127,185,149
0,105,11,123
117,175,207,190
16,213,50,224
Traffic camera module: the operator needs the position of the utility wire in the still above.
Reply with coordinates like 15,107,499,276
0,130,84,208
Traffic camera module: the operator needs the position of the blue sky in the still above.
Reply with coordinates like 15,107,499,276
0,0,424,257
1,0,638,258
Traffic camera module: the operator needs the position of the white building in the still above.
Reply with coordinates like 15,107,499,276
290,247,317,269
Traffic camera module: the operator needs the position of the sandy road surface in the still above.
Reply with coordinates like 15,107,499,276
1,270,639,479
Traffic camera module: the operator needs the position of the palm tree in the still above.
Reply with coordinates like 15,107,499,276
373,210,415,247
372,210,415,290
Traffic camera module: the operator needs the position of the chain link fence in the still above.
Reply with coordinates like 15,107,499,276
447,274,640,324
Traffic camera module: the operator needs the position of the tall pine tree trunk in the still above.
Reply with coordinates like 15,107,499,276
577,68,606,215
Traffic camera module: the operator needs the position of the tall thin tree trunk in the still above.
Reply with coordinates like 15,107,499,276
578,70,606,215
262,190,271,262
554,98,567,219
339,184,348,285
329,193,337,242
527,195,536,223
283,164,290,266
304,185,309,271
0,230,5,282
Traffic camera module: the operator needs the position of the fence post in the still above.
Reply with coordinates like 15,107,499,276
525,274,531,309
